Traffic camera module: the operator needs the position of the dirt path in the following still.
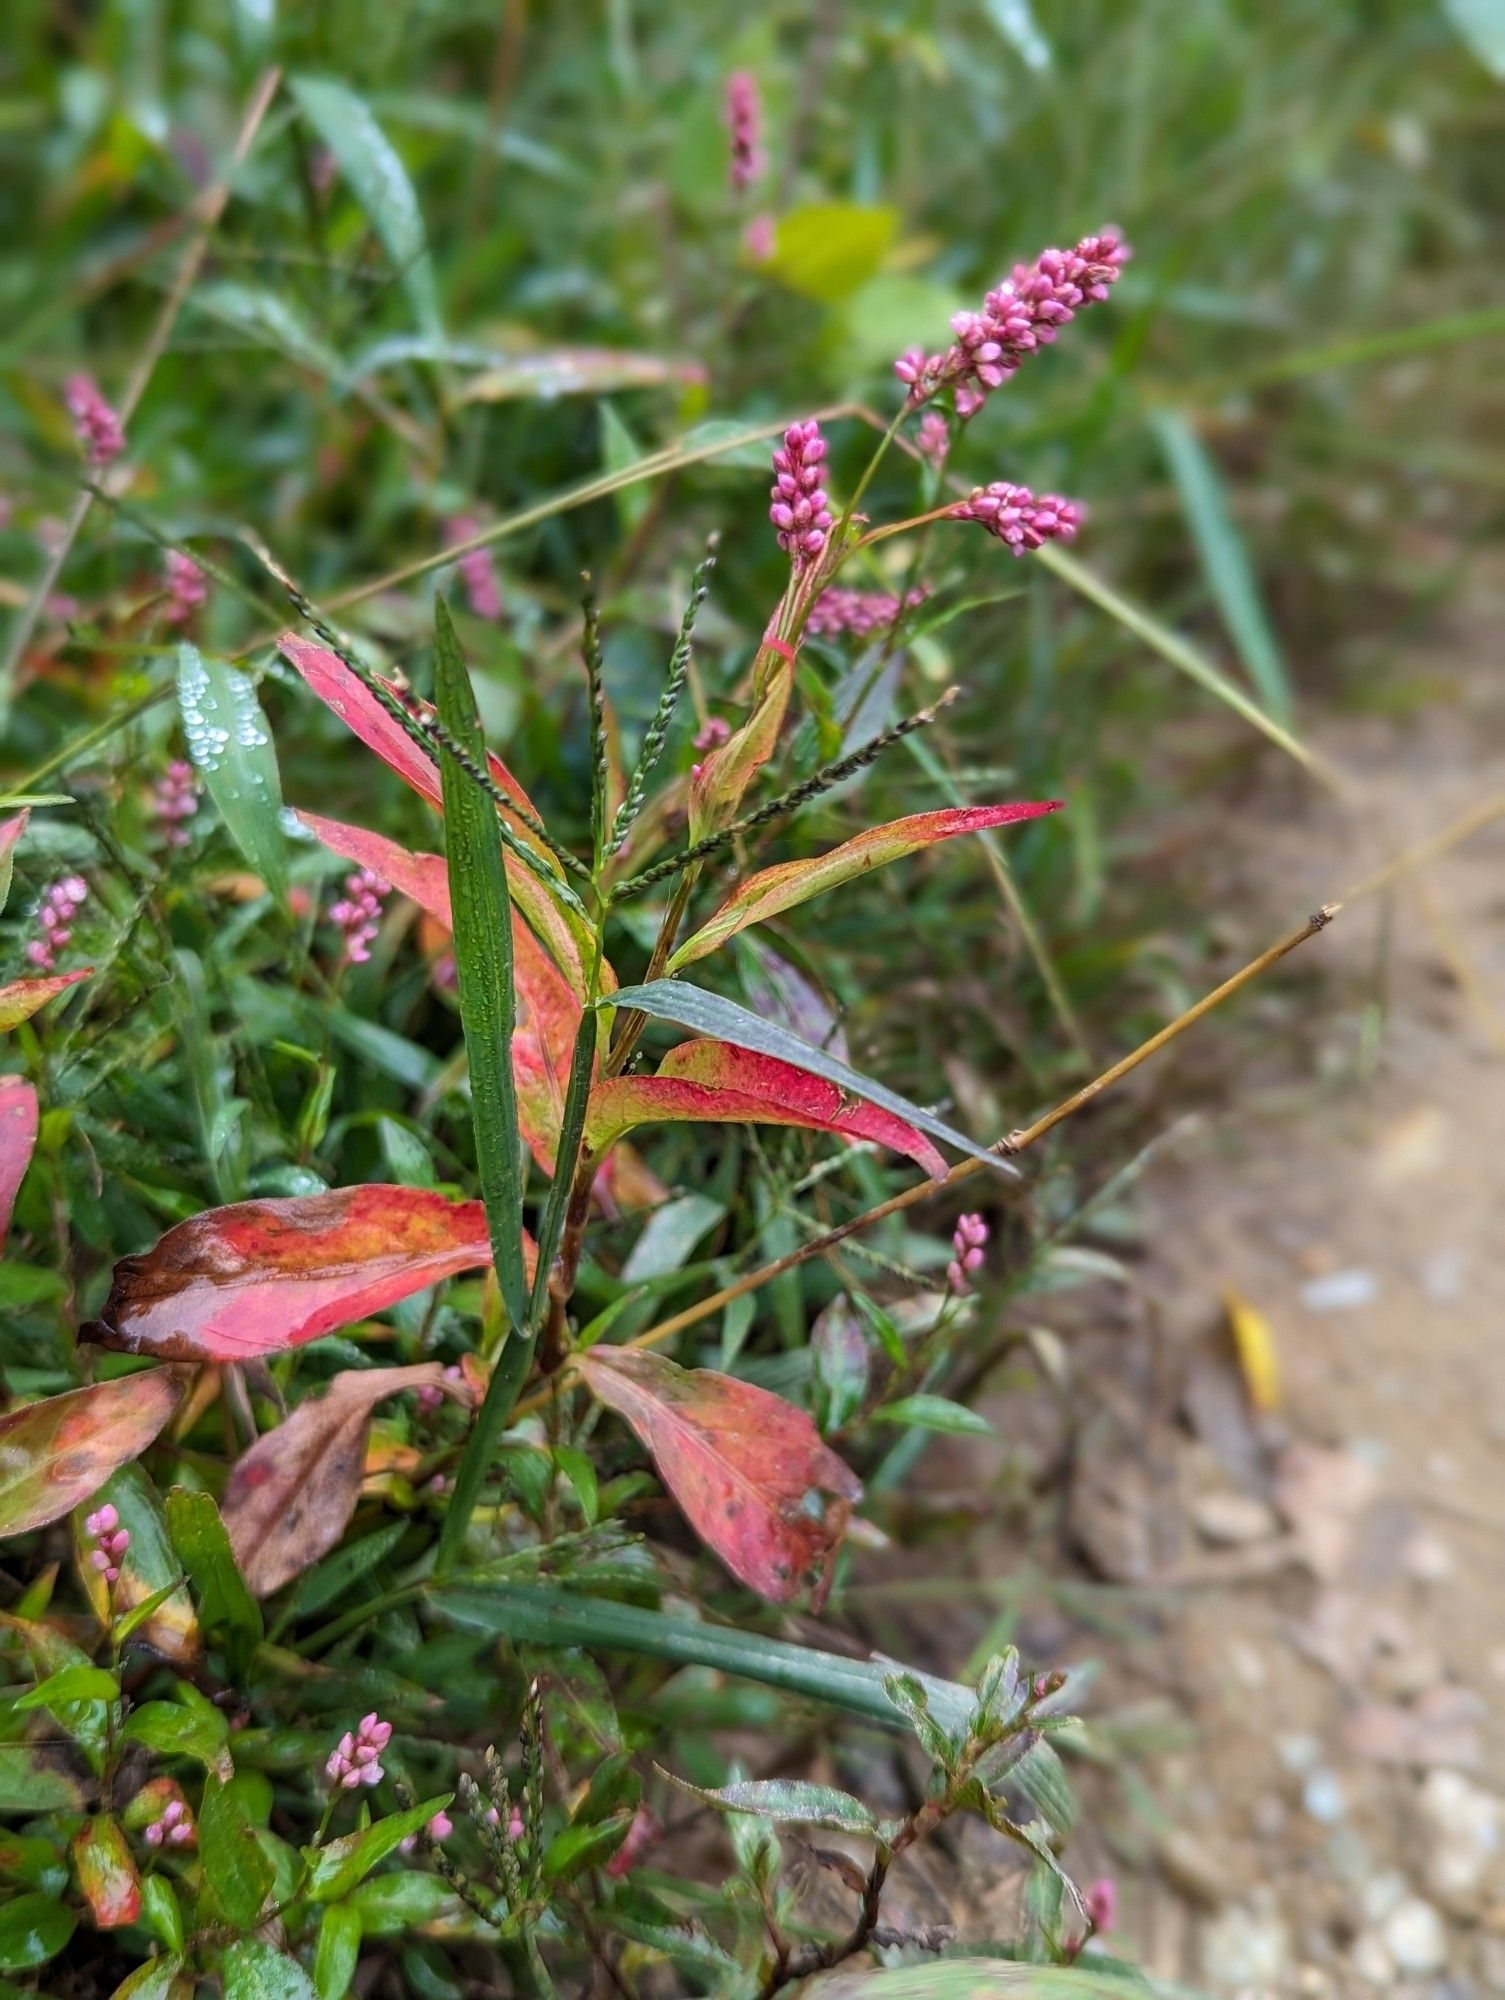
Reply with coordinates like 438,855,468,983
1082,574,1505,1994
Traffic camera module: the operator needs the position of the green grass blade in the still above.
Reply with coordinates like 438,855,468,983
176,644,288,905
432,1581,974,1734
1152,408,1292,726
527,1000,600,1326
432,596,527,1331
1035,545,1335,785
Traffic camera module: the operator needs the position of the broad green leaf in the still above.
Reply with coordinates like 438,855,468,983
871,1395,996,1437
767,204,898,304
164,1488,262,1678
668,803,1061,970
0,1744,87,1812
433,1581,974,1735
222,1938,319,2000
452,348,701,404
0,1375,181,1538
347,1871,457,1935
14,1664,120,1711
290,77,440,336
76,1464,199,1665
541,1813,633,1884
603,981,1016,1177
189,282,343,379
0,1891,75,1971
303,1795,451,1903
107,1951,187,2000
177,646,287,905
1442,0,1505,78
668,1775,881,1837
122,1697,232,1776
619,1194,725,1284
198,1777,275,1932
314,1903,362,2000
600,401,651,532
1152,410,1292,725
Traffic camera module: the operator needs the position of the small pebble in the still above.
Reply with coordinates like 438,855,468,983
1303,1770,1346,1825
1300,1269,1380,1312
1382,1897,1448,1976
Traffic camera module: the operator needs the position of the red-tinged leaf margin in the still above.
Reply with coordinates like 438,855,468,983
0,1374,183,1539
577,1347,863,1605
0,967,92,1033
72,1815,143,1930
669,801,1064,970
278,634,595,992
223,1363,472,1595
583,1038,948,1180
86,1184,536,1364
0,1074,38,1247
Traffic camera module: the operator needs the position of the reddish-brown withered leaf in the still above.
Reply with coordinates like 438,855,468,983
584,1039,948,1180
0,1075,38,1248
577,1347,862,1606
87,1185,534,1363
0,967,92,1032
0,1375,182,1538
223,1363,471,1595
72,1815,143,1929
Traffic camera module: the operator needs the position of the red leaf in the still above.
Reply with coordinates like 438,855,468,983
670,801,1064,969
222,1363,471,1595
584,1039,948,1179
298,812,588,1173
72,1815,142,1930
577,1347,862,1606
0,1375,183,1538
0,968,92,1032
0,809,30,867
87,1185,534,1363
280,635,595,992
0,1075,38,1248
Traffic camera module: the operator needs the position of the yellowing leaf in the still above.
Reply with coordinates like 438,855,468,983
1224,1287,1280,1412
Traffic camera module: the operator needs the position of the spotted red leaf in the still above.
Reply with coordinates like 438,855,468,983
578,1347,862,1606
280,635,594,991
0,1375,183,1539
72,1816,142,1930
0,968,93,1033
584,1039,947,1179
223,1363,471,1595
0,1075,38,1248
87,1185,535,1363
669,801,1064,969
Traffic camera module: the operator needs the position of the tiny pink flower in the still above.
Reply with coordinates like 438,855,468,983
806,585,929,640
948,481,1082,556
447,516,504,622
328,868,389,964
486,1803,526,1841
723,71,765,193
26,875,88,972
152,759,199,849
692,716,731,753
916,411,950,466
143,1798,195,1850
742,213,775,261
162,551,208,625
400,1808,454,1854
1083,1876,1118,1933
605,1804,661,1879
326,1712,392,1791
85,1503,131,1586
770,419,833,568
946,1211,989,1295
65,375,126,468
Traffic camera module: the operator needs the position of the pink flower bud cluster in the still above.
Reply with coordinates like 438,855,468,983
163,551,208,625
806,584,929,639
916,411,951,466
329,868,388,964
415,1364,465,1414
447,517,503,622
153,760,199,849
25,875,88,970
693,716,731,754
143,1798,195,1849
1082,1876,1118,1933
65,375,126,467
895,228,1129,417
326,1711,392,1790
949,481,1082,556
400,1809,454,1853
486,1802,526,1840
947,1212,988,1295
770,420,832,568
85,1503,131,1585
723,71,765,193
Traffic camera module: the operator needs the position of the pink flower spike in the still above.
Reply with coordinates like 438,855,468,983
948,481,1082,556
26,876,89,972
693,716,731,753
65,374,126,467
723,71,765,193
326,1712,391,1792
770,420,833,569
916,412,950,466
328,868,389,965
152,759,199,849
1083,1876,1118,1933
806,585,929,640
742,213,775,261
947,1212,989,1295
447,516,504,622
163,551,208,625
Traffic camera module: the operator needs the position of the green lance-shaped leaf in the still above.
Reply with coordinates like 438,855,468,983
290,76,441,337
603,980,1017,1177
177,645,288,905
